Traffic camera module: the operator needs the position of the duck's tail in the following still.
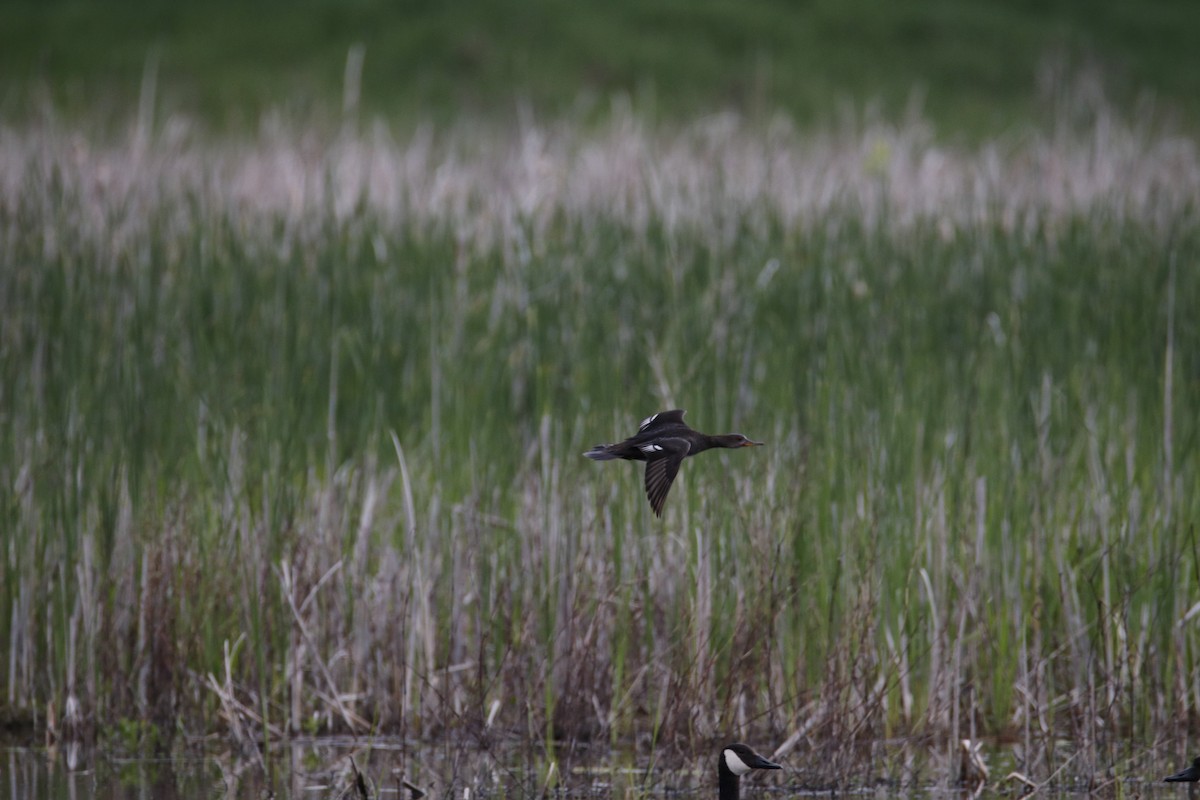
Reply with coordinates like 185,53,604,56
583,444,617,461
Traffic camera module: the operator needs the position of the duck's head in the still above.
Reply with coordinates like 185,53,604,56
714,434,764,449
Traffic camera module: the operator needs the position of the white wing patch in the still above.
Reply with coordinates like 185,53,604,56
638,413,659,432
640,444,664,453
723,749,751,776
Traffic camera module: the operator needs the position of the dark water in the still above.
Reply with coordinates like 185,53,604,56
4,740,1194,799
6,738,597,799
6,739,427,799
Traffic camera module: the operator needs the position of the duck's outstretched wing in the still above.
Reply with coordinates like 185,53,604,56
638,409,686,433
643,437,690,517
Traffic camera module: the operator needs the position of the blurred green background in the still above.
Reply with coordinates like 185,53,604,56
3,0,1199,132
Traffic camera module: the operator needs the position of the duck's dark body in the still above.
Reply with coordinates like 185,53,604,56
718,743,781,800
583,410,763,517
1165,757,1200,782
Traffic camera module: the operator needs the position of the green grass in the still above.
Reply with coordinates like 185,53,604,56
3,0,1200,133
1,96,1198,789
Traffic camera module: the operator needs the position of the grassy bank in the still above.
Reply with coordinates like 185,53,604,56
1,98,1198,784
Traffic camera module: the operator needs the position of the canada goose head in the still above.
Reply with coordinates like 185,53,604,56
719,743,781,800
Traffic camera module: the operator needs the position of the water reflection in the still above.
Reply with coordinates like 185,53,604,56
4,739,1198,799
7,746,194,800
6,739,504,799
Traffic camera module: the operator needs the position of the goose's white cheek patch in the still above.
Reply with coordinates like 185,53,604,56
723,749,751,776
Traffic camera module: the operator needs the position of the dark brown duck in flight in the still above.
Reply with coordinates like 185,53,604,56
583,409,763,517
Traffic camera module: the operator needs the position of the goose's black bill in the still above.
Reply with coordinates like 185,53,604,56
743,751,781,770
1165,758,1200,782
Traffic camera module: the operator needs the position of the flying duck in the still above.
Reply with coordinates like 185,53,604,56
718,743,782,800
583,410,763,517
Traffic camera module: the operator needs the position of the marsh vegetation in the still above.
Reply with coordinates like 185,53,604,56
1,75,1198,793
